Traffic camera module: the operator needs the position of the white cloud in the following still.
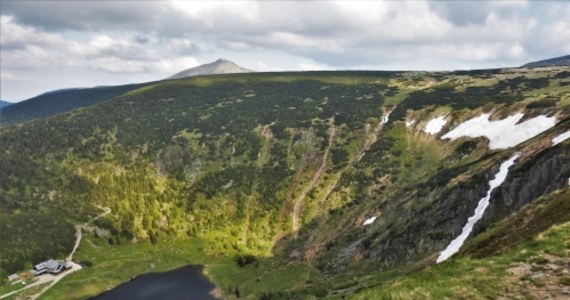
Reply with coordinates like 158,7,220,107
68,34,160,61
0,15,65,49
151,57,200,75
508,43,526,59
2,1,570,101
166,38,205,55
0,72,37,82
297,62,332,71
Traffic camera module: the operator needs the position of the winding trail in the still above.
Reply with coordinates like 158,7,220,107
291,120,336,237
318,108,393,209
289,107,390,237
303,109,394,260
0,207,111,300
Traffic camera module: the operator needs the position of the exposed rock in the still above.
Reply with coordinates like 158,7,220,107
325,144,569,271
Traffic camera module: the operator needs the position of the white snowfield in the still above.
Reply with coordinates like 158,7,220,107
405,119,415,127
552,130,570,146
436,153,520,263
363,216,377,226
442,113,556,149
423,116,447,135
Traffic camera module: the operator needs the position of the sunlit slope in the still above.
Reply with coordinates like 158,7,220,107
0,68,568,299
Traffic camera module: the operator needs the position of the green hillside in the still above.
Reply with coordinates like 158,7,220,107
0,84,145,125
0,68,569,299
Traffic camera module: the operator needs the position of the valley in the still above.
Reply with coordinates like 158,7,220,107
0,66,569,299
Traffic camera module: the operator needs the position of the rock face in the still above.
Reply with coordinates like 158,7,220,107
168,59,252,80
322,145,570,271
484,146,570,225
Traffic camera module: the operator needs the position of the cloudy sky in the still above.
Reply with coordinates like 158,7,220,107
1,0,569,102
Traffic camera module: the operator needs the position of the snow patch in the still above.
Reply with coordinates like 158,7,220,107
436,153,520,263
424,116,447,135
363,216,377,226
552,131,570,146
381,113,390,125
442,113,556,149
405,119,416,128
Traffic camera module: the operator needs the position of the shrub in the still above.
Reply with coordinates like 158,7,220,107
235,254,257,267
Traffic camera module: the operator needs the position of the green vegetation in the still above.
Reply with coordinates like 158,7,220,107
0,68,568,299
0,84,143,125
0,213,75,274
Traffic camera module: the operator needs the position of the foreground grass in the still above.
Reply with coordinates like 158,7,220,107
4,283,50,300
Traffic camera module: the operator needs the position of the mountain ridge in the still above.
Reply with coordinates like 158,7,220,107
0,100,11,109
168,58,252,79
0,83,145,126
521,54,570,67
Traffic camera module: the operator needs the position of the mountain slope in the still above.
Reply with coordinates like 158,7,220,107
168,58,252,79
0,60,252,126
0,100,11,109
0,84,145,126
0,68,569,299
521,54,570,67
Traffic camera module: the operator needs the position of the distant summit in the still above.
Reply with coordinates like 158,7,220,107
521,54,570,68
168,59,253,80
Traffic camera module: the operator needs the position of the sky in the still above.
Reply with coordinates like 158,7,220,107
1,0,569,102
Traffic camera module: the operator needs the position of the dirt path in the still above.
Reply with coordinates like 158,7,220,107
302,109,393,260
1,207,111,300
291,120,336,237
319,108,393,208
29,263,83,300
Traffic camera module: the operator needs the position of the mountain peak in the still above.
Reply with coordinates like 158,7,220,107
168,59,253,80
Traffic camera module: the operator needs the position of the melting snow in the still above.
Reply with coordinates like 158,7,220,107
436,153,520,263
381,111,391,125
405,120,416,128
442,113,556,149
363,216,377,226
552,131,570,146
424,116,447,135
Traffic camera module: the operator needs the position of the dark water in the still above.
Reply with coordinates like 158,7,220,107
91,265,222,300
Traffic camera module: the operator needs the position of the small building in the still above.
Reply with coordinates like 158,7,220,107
32,259,71,276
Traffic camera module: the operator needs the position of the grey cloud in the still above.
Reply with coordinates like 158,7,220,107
134,35,149,44
162,38,206,55
428,1,492,26
428,0,532,27
1,1,179,32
